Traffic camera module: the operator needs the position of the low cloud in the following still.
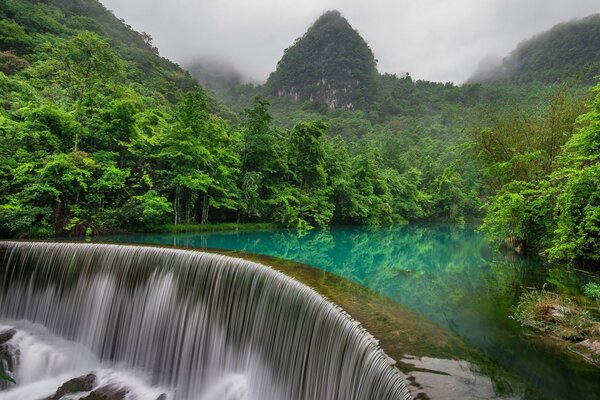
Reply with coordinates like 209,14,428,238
100,0,600,84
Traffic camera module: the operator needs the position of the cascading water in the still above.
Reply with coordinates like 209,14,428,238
0,242,410,400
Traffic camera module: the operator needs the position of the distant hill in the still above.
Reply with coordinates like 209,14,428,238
266,10,379,109
469,14,600,84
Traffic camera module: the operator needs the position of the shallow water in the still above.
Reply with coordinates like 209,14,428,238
91,224,600,400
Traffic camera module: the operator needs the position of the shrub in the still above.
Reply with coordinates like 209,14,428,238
584,282,600,301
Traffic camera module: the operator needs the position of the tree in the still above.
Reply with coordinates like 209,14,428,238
239,97,287,220
31,32,123,150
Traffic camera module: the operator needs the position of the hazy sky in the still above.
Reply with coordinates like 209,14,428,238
100,0,599,84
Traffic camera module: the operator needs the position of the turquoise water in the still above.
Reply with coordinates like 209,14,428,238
90,224,600,400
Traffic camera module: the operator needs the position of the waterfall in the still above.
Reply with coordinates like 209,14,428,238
0,242,410,400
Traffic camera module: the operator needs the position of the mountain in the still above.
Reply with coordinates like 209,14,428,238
265,10,379,109
469,14,600,84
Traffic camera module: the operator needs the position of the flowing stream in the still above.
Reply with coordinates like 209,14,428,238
0,241,410,400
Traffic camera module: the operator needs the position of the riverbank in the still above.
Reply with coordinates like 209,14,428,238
513,288,600,366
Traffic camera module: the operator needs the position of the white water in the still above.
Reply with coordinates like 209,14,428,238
0,242,410,399
0,321,169,400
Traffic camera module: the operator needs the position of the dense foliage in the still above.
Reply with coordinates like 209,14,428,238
1,1,599,270
225,9,600,267
478,83,600,265
0,1,436,237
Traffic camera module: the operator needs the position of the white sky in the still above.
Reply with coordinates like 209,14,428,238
100,0,600,84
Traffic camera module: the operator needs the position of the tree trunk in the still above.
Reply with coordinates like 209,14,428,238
174,188,179,225
201,193,209,224
53,202,63,234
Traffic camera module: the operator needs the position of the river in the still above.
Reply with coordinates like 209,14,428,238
89,224,600,400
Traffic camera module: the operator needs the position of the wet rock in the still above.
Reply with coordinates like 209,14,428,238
156,394,167,400
48,373,98,400
81,385,129,400
0,329,16,345
0,329,18,390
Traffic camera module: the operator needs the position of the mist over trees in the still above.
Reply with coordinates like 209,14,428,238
469,13,600,84
185,58,245,93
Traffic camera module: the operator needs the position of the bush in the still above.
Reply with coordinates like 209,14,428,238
584,283,600,301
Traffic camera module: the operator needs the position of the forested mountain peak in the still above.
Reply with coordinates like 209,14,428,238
469,13,600,84
265,10,379,109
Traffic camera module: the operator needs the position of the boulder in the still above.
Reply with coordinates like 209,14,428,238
47,373,97,400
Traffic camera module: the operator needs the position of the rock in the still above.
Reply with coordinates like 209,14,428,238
0,329,16,345
0,329,18,390
581,339,600,354
156,394,167,400
549,304,572,321
48,373,97,400
81,385,129,400
570,339,600,366
537,303,576,323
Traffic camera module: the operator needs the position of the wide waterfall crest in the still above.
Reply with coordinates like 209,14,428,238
0,242,410,400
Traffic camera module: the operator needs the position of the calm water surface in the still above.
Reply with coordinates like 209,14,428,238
91,224,600,400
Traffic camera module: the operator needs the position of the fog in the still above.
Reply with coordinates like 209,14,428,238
100,0,599,84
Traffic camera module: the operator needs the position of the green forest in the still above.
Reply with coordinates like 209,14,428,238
1,0,599,268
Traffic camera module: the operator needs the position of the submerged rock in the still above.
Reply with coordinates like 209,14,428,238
81,385,129,400
48,373,98,400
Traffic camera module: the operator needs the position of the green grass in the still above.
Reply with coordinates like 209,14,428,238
140,222,279,234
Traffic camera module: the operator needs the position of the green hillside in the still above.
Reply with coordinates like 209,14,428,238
0,0,200,100
470,14,600,84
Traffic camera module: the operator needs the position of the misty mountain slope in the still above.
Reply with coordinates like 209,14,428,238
0,0,235,120
469,13,600,84
224,10,482,122
0,0,201,102
266,10,380,110
185,58,244,93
